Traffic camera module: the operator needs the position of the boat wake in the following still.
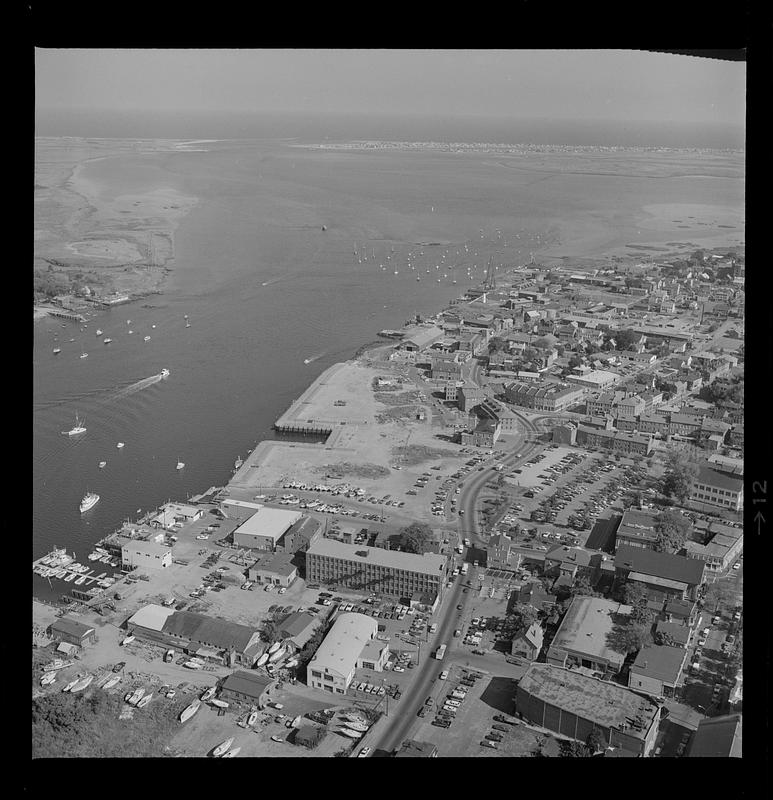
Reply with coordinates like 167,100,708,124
303,354,324,365
108,373,165,402
261,277,284,287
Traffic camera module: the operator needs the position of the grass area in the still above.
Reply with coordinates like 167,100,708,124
391,444,456,466
32,689,184,758
314,462,391,480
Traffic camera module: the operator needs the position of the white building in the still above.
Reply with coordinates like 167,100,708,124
307,613,388,695
121,539,173,570
232,506,303,551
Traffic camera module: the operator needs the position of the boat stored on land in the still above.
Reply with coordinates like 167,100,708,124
180,700,201,723
121,635,135,646
337,727,364,739
210,699,229,709
102,675,121,690
200,687,216,702
212,737,234,757
70,675,94,693
222,747,241,758
136,693,153,708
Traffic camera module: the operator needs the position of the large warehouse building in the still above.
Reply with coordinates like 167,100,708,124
305,539,447,600
516,663,662,757
126,604,263,666
232,506,303,551
307,612,388,695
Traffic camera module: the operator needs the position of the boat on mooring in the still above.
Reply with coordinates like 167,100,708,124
62,414,86,436
80,492,100,513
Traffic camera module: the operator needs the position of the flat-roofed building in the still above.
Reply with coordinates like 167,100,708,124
688,714,742,758
232,506,303,551
614,509,661,551
306,538,447,600
121,539,172,570
247,551,298,587
546,596,632,676
576,426,653,456
516,663,661,757
690,466,744,512
682,527,743,574
307,613,381,695
149,502,203,529
395,740,439,757
504,381,585,412
565,369,620,390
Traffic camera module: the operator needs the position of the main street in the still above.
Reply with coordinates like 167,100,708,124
370,401,543,753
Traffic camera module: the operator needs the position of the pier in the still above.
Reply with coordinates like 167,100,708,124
39,307,86,322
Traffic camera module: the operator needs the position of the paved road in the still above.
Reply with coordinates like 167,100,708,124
370,411,542,753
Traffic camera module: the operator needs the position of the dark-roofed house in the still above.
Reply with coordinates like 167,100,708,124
664,598,697,627
511,623,545,661
278,515,323,555
247,551,298,588
218,670,276,707
279,611,324,652
517,582,556,613
544,545,594,583
395,739,438,757
628,645,688,698
47,615,97,647
688,714,742,758
614,544,706,601
516,663,662,757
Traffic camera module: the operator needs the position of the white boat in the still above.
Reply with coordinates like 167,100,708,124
62,679,79,692
247,711,258,726
121,635,135,646
103,675,121,690
43,659,67,671
284,658,299,668
80,492,100,513
96,329,103,336
128,687,145,706
80,352,88,358
117,442,125,448
95,674,112,688
137,693,153,708
100,555,112,563
268,647,285,664
160,368,170,378
342,720,369,732
180,700,201,723
185,321,191,328
221,748,241,758
337,727,364,739
234,456,243,469
40,672,57,686
53,347,61,354
128,330,133,334
200,687,216,702
212,737,234,757
183,661,202,670
144,336,151,341
255,653,269,667
62,414,87,436
99,461,106,468
70,674,94,693
268,641,282,655
103,338,112,344
87,553,100,561
63,572,76,582
74,575,86,585
54,568,67,578
151,324,156,328
210,699,229,709
176,461,185,470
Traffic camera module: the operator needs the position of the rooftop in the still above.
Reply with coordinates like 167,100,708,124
518,663,660,736
307,538,447,575
630,645,687,685
234,506,303,541
550,596,632,669
220,670,274,699
309,613,376,680
615,544,705,586
694,466,744,492
688,714,742,758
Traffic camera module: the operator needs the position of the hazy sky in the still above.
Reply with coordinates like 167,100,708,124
35,49,745,125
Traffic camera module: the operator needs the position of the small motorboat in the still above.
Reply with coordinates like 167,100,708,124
96,329,103,336
137,693,153,708
176,461,185,470
102,675,121,690
144,336,151,342
212,737,234,757
200,686,216,702
62,679,79,692
99,461,107,468
80,352,88,358
53,348,61,354
117,442,125,448
121,635,135,646
247,710,258,726
210,699,229,709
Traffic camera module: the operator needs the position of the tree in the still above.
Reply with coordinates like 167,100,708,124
396,522,435,554
653,509,691,553
559,740,589,758
662,450,699,503
570,573,601,598
607,621,650,655
609,329,639,351
586,726,606,756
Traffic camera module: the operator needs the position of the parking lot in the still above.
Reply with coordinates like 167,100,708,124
408,662,545,757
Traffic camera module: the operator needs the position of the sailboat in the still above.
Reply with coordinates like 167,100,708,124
80,352,88,358
221,747,241,758
99,461,107,468
176,460,185,470
96,329,103,336
70,674,94,693
62,414,87,436
117,442,125,448
102,674,121,690
137,693,153,708
185,320,191,328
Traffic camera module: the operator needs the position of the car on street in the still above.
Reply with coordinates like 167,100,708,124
357,747,371,757
439,670,449,680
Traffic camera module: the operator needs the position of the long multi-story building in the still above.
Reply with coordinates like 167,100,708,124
690,465,744,512
504,381,585,412
516,663,662,757
306,538,447,600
